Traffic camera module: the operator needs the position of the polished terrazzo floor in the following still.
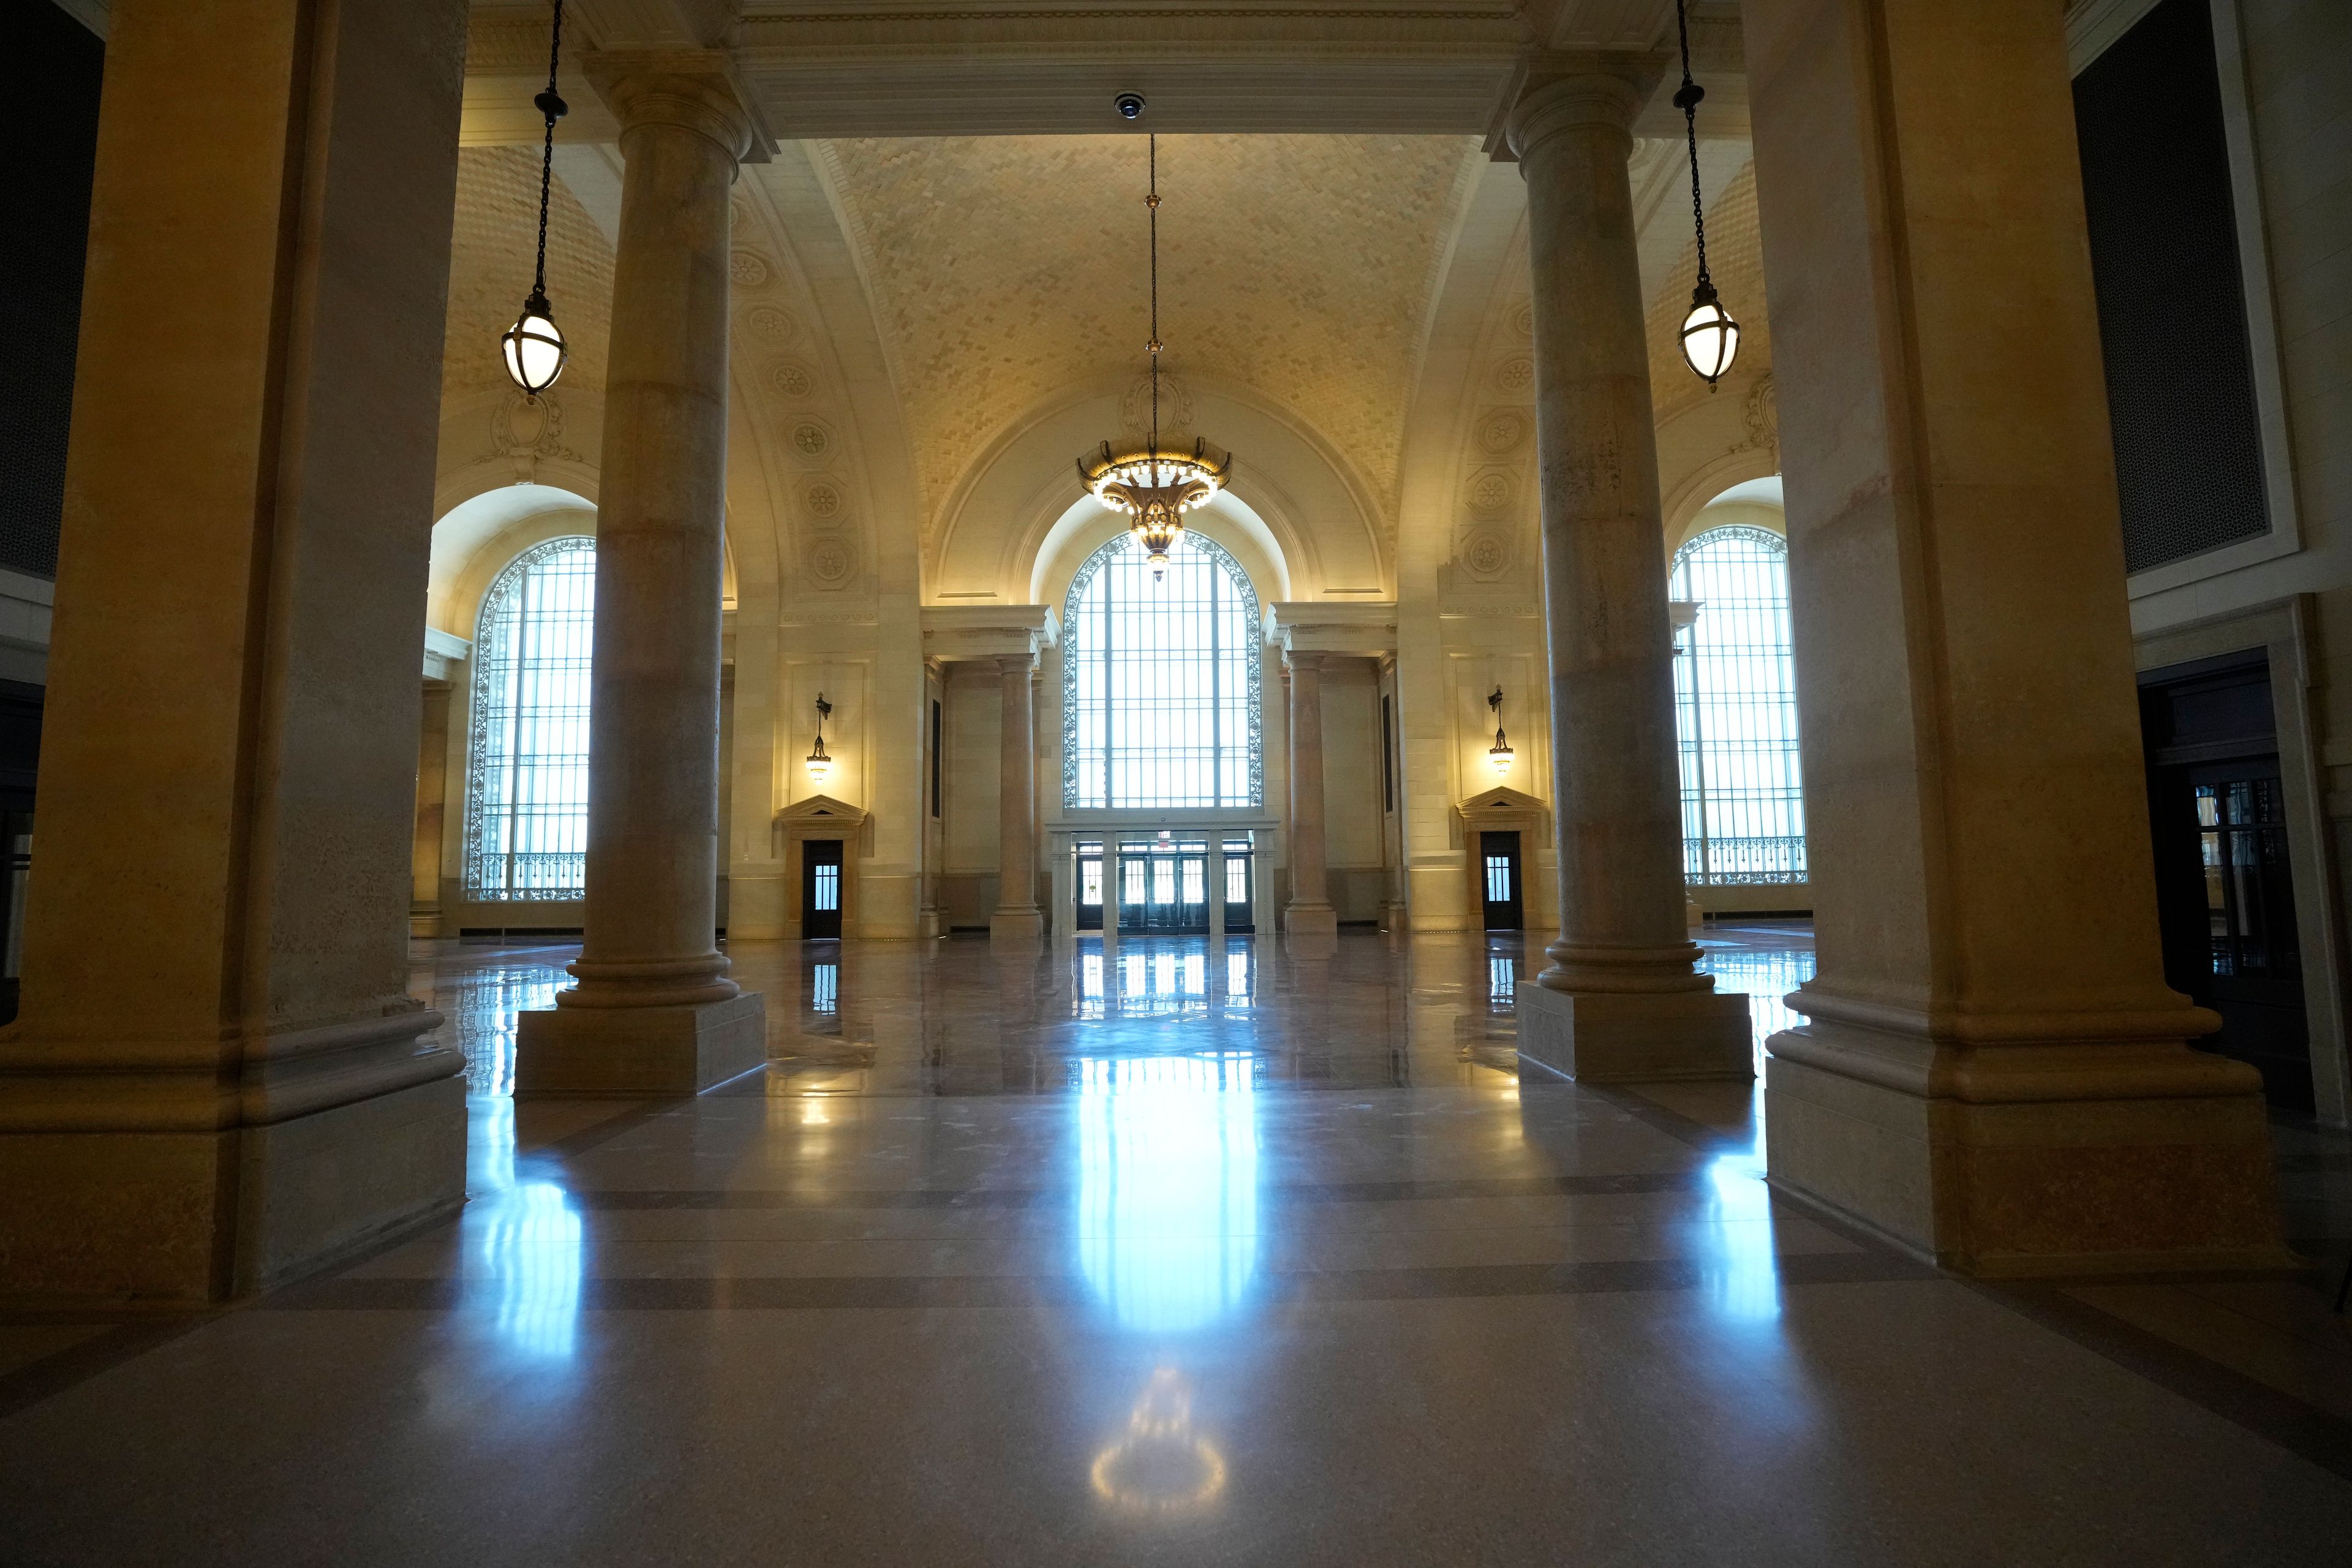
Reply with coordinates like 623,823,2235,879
2,924,2349,1564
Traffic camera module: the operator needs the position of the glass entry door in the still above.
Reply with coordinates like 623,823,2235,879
1480,830,1523,930
1118,839,1208,932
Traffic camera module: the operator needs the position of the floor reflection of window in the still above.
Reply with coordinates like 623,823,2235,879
1703,1147,1780,1322
1076,1054,1260,1334
812,961,838,1014
1227,950,1250,1004
1488,954,1515,1008
474,1099,584,1359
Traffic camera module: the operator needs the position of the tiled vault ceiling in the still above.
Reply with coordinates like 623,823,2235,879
820,132,1482,535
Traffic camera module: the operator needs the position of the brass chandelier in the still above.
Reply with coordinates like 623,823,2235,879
1077,121,1232,582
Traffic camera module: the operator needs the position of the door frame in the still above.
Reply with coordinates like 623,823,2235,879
776,793,869,943
1479,829,1525,931
1455,786,1550,937
2136,595,2348,1126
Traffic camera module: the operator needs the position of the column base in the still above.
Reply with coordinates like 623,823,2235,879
989,910,1044,944
1516,984,1755,1083
1766,1022,2291,1276
1283,903,1339,940
516,992,767,1097
0,1075,467,1306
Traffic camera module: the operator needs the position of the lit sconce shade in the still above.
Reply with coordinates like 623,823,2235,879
503,290,569,398
1679,282,1740,388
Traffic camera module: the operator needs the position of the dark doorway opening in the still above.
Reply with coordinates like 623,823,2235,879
2139,652,2311,1109
802,838,844,940
1480,830,1523,932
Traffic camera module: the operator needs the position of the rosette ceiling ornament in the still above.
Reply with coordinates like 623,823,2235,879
1077,110,1232,584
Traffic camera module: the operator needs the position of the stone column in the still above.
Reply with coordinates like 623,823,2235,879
990,654,1043,943
1744,0,2283,1273
1283,652,1339,940
1506,62,1752,1083
517,58,766,1095
0,0,470,1303
412,681,453,938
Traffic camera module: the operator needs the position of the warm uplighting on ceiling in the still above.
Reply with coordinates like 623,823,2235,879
502,0,571,399
1076,111,1232,582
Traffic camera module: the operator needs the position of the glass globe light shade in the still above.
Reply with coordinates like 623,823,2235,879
1679,284,1740,388
805,741,832,787
1487,733,1515,776
503,290,569,397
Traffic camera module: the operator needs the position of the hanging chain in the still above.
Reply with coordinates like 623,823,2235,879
1147,134,1162,454
1673,0,1711,293
533,0,567,300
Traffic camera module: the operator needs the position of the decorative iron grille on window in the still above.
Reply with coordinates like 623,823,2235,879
1669,526,1806,886
464,536,596,900
1061,532,1263,809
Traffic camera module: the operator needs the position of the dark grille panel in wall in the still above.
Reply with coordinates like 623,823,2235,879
2073,0,2270,576
0,7,104,581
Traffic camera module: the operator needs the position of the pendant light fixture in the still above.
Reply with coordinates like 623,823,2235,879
1077,111,1233,584
1487,687,1516,777
501,0,571,399
805,694,834,787
1672,0,1740,390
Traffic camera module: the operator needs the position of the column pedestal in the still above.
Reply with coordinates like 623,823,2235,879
1517,986,1752,1084
517,994,766,1098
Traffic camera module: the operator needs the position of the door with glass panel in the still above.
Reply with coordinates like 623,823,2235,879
1480,830,1523,931
1076,842,1105,930
801,838,843,940
1222,840,1254,932
2139,655,2312,1109
1117,840,1208,932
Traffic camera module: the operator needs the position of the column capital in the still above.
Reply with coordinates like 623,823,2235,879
584,49,776,164
1505,53,1666,164
995,651,1037,678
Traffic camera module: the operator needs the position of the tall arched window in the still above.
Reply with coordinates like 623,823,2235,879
464,537,596,900
1670,526,1804,884
1061,532,1261,809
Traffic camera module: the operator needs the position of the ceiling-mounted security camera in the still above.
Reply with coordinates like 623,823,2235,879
1114,92,1146,121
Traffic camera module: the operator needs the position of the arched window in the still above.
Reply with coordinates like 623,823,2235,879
1061,532,1261,809
464,537,596,900
1669,526,1804,884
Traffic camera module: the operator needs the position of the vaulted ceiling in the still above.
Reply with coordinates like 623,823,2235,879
817,132,1482,533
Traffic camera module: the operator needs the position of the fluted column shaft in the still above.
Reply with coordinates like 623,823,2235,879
561,72,750,1011
1511,69,1711,996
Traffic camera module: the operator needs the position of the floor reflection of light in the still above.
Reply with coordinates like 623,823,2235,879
1696,939,1815,1074
473,1099,584,1359
1090,1367,1229,1515
1076,1054,1259,1335
1702,1143,1781,1322
1184,954,1205,996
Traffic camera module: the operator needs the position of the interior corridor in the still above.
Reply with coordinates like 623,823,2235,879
1,925,2347,1564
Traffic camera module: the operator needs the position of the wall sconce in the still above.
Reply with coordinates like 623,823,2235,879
805,693,834,787
1487,686,1515,777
